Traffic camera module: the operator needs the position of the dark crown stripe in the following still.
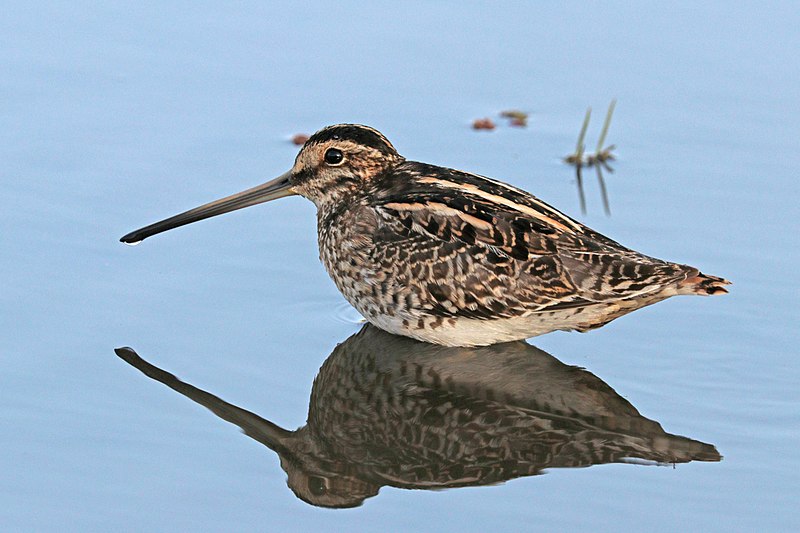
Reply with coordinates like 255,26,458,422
307,124,398,156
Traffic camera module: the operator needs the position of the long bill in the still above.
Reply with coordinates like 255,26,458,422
120,171,295,244
114,347,294,454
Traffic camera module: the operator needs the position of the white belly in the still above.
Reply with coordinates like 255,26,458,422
361,308,590,347
357,288,676,347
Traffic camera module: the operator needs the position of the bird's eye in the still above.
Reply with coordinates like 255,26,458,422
308,476,328,496
324,148,344,165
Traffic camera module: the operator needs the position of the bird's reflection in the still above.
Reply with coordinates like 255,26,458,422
116,325,719,508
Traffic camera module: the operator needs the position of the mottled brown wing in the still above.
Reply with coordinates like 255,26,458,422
368,198,585,318
556,245,696,301
368,190,694,317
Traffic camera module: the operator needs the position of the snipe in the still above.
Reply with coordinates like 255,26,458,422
121,124,729,346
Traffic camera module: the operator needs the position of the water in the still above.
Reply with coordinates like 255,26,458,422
2,2,799,531
114,327,723,510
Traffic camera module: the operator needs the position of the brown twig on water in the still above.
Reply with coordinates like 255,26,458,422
291,133,310,145
472,118,497,130
500,110,529,127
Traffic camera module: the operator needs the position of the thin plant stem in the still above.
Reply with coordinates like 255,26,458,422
577,107,592,158
575,164,587,214
596,99,616,152
596,164,611,216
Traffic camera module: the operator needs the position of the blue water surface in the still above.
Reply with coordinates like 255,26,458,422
1,2,798,531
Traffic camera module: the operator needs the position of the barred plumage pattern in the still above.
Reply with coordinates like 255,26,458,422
120,123,730,346
306,125,729,345
115,326,720,509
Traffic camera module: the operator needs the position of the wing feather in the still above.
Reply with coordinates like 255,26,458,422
359,162,693,318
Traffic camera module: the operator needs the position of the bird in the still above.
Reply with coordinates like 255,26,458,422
115,325,720,509
121,124,730,346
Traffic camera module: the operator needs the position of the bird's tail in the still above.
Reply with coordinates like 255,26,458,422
678,272,731,296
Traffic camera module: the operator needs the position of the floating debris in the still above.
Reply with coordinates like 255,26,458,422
472,118,496,131
500,110,529,127
585,99,617,171
563,107,592,165
563,100,617,216
291,133,310,145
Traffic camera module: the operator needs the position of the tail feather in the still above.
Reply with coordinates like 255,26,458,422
679,272,731,296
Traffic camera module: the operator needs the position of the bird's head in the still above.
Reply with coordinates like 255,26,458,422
289,124,403,206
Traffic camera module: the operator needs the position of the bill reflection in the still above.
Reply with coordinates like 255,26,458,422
116,325,720,508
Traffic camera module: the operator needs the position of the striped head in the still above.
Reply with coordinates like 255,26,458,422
290,124,404,206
